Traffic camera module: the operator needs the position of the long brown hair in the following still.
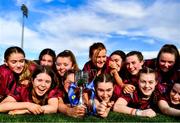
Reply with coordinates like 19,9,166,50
30,66,57,105
56,50,79,71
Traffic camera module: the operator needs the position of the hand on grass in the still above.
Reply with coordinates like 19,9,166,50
8,109,30,115
141,109,156,118
27,102,44,115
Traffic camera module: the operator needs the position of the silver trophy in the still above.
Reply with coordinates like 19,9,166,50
75,70,89,106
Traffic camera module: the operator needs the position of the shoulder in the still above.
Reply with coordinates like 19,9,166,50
83,60,93,70
0,64,13,76
9,85,29,101
48,87,63,99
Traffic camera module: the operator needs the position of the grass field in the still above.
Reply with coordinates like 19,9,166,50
0,112,179,122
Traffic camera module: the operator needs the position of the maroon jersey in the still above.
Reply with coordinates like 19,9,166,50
156,70,179,92
120,89,159,110
113,84,123,100
9,85,60,105
144,58,179,92
0,64,17,102
123,74,139,88
159,92,180,110
83,57,110,83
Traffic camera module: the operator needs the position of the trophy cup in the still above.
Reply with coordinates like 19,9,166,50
75,70,89,106
68,69,97,114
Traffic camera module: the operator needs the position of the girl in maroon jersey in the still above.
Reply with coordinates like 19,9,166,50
55,50,79,89
0,46,37,102
158,81,180,116
83,42,110,83
113,67,159,118
36,48,56,68
58,70,86,118
109,50,134,95
144,44,180,93
122,51,144,94
93,73,117,118
0,66,59,115
109,50,126,87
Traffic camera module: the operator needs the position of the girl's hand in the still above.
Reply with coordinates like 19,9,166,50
8,109,30,115
96,101,112,118
27,102,44,115
141,109,156,117
68,105,86,118
123,84,135,94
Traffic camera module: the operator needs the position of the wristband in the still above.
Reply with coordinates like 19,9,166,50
135,109,141,116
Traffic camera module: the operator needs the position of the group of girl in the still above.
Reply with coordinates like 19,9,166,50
0,42,179,118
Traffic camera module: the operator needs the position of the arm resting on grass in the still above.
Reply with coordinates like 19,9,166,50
0,96,27,112
158,100,180,116
0,96,43,114
0,101,40,113
41,97,58,114
113,97,135,115
113,97,156,117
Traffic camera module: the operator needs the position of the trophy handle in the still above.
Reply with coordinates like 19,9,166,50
78,86,83,106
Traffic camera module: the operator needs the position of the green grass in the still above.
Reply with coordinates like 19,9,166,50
0,112,179,122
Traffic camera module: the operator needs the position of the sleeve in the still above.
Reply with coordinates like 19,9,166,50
8,85,23,101
119,92,132,103
48,87,63,99
82,61,90,72
113,85,123,100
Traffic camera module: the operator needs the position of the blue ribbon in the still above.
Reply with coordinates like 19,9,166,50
68,80,96,115
85,80,96,115
68,82,79,106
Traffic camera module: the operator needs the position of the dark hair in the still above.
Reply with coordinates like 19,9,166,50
126,51,143,62
89,42,106,59
30,66,57,105
94,73,115,89
56,50,79,71
63,69,76,84
31,66,57,89
39,48,56,63
156,44,180,70
4,46,25,61
138,67,158,81
110,50,126,61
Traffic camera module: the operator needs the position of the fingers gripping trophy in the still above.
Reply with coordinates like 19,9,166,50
68,70,96,115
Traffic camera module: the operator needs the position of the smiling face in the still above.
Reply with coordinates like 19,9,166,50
126,55,143,75
138,73,157,98
110,54,123,72
170,83,180,105
33,73,52,96
92,49,107,69
159,52,175,72
5,53,25,74
40,54,54,67
96,82,114,103
56,57,73,76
